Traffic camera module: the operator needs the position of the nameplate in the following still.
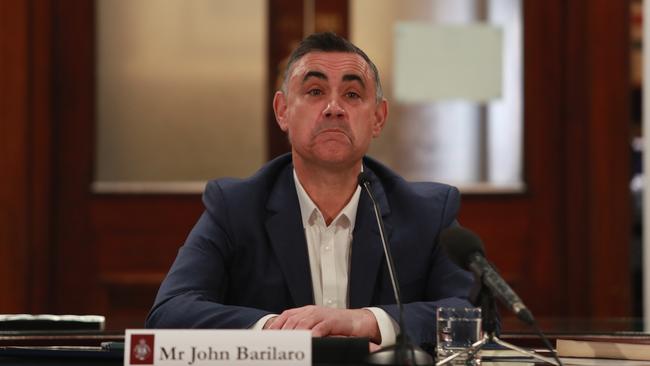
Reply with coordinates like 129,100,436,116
124,329,311,366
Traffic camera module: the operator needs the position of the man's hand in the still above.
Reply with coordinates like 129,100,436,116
264,305,381,344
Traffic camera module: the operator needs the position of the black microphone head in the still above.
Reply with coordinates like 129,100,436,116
440,226,485,270
357,171,372,187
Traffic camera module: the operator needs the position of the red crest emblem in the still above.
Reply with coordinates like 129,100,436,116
130,334,154,364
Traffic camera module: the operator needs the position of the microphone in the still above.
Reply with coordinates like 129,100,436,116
358,172,433,366
440,226,534,325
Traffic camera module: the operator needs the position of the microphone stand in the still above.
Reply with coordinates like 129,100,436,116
359,176,433,366
435,289,559,366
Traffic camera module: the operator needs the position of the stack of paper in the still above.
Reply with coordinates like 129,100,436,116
557,338,650,361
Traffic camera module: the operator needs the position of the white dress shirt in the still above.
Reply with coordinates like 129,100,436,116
253,170,397,348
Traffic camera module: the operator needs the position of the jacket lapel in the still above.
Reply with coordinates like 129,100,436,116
348,169,392,308
265,165,314,307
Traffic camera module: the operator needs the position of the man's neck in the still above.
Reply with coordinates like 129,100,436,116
293,158,362,225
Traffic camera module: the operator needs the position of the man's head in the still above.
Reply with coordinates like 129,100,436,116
281,32,383,104
273,33,388,171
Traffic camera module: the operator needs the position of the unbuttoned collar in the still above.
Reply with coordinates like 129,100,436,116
293,169,361,230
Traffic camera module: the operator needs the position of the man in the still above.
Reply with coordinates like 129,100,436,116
146,32,474,350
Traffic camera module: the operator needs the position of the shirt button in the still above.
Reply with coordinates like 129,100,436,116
324,245,331,251
326,299,334,305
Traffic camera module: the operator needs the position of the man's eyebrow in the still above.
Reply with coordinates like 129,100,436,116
343,74,366,89
303,71,327,83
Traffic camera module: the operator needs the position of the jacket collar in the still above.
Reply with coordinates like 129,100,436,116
265,164,314,307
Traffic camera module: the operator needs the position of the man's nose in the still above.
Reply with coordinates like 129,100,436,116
322,99,346,119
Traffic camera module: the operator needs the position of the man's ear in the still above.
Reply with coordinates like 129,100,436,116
273,91,289,132
371,98,389,138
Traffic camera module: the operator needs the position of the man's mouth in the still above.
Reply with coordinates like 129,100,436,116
311,123,353,141
319,129,346,134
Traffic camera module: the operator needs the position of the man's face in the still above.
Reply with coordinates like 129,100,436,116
273,52,388,169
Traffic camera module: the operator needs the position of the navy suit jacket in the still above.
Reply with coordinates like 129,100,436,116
146,153,475,347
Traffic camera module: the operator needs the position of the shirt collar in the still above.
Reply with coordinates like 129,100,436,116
293,168,361,229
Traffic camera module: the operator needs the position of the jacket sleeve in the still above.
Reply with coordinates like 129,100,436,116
145,182,271,329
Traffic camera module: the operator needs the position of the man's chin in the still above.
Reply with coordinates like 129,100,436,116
292,144,365,169
311,151,363,169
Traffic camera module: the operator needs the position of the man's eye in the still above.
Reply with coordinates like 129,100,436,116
308,89,323,96
346,92,360,99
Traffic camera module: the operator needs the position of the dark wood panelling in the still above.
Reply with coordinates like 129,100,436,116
564,0,591,318
103,282,160,330
50,0,98,314
267,0,304,158
0,0,30,312
458,199,531,295
0,0,54,314
564,0,631,317
521,0,566,316
90,196,203,273
28,0,55,314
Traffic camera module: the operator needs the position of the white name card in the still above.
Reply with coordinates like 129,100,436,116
124,329,311,366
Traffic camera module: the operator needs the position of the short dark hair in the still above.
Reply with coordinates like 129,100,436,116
281,32,383,102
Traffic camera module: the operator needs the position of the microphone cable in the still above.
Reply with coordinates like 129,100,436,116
531,320,564,366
